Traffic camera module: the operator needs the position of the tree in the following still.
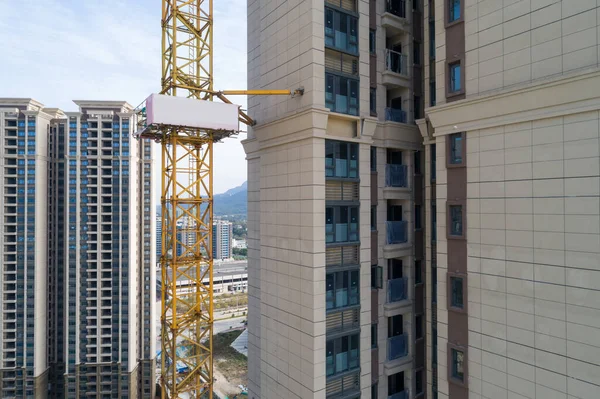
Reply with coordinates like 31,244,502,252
232,248,247,257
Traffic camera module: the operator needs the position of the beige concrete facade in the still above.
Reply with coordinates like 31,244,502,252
246,0,426,398
422,2,600,399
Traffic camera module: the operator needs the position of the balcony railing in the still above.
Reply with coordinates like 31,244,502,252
386,221,408,245
385,0,406,18
384,108,407,123
387,334,408,361
385,49,409,76
389,390,410,399
387,278,408,303
385,164,408,187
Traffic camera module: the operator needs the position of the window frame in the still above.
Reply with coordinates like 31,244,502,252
326,205,360,244
325,6,359,56
370,87,377,116
370,146,377,172
446,200,466,240
371,205,377,231
371,265,383,289
446,58,465,98
371,323,378,349
369,29,376,55
447,343,468,387
449,62,461,93
326,269,360,311
415,368,424,397
325,71,360,116
447,272,467,313
326,140,359,179
326,334,361,377
447,132,465,166
445,0,464,27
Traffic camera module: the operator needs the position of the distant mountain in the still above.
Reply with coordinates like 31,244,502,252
155,182,247,217
214,181,247,216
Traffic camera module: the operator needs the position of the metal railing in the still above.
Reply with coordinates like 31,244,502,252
385,0,406,18
385,164,408,187
387,278,408,303
385,49,409,75
387,334,408,361
386,220,408,245
388,390,410,399
384,107,407,123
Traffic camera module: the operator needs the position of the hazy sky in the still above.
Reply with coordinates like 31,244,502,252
0,0,249,198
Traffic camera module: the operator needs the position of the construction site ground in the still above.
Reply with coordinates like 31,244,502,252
213,329,248,398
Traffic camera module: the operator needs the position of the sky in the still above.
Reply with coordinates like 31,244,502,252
0,0,249,199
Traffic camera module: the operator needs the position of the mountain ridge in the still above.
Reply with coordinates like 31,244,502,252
214,181,247,216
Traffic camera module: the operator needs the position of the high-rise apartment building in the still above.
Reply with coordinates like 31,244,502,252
246,0,600,398
213,220,233,260
0,99,55,398
156,216,162,259
420,1,600,399
0,98,156,399
245,0,424,397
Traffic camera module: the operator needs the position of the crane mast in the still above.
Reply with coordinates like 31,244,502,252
146,1,302,398
160,1,215,398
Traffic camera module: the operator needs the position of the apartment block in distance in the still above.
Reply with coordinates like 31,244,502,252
213,219,233,260
420,1,600,399
245,0,425,397
0,98,156,399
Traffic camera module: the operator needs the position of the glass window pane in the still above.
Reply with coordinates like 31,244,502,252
451,277,463,308
449,205,462,235
326,274,334,309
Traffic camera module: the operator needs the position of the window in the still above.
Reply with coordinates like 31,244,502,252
430,143,436,181
325,140,358,178
415,260,422,284
413,41,421,65
449,204,463,237
326,334,360,376
449,133,463,164
449,62,461,92
326,73,359,115
388,371,405,396
415,314,423,339
415,205,422,230
326,205,359,243
370,87,377,115
450,276,464,309
414,95,421,120
371,265,383,289
414,150,421,175
325,8,358,54
370,146,377,171
415,369,424,396
371,324,378,348
369,29,376,54
371,206,377,231
449,0,461,22
326,270,359,310
451,348,465,381
371,383,378,399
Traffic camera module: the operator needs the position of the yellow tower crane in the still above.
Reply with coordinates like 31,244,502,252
133,1,303,398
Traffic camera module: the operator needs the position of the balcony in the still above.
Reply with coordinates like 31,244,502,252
383,50,410,88
382,0,409,35
385,164,408,187
385,108,407,124
389,391,409,399
384,221,411,259
386,221,407,244
387,278,408,303
387,334,408,361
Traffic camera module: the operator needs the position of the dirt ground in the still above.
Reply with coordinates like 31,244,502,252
212,329,248,398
